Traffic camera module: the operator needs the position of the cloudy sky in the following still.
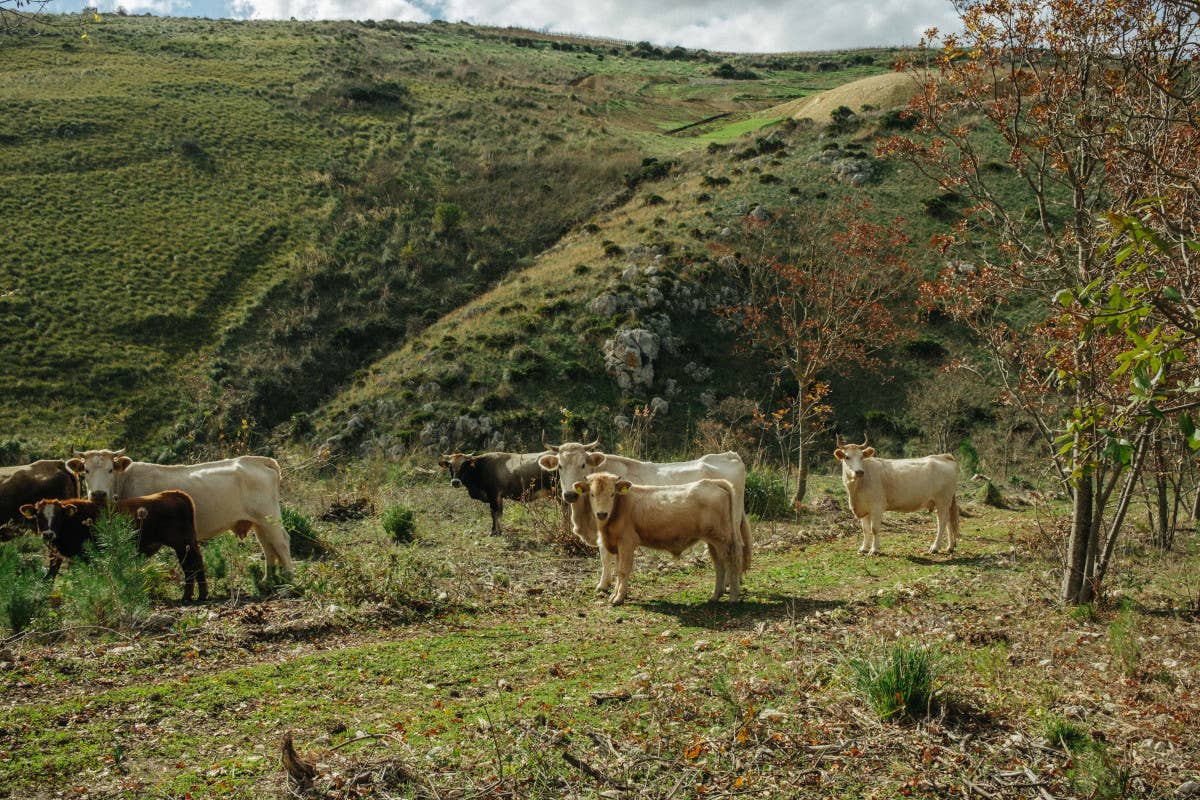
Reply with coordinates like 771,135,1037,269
45,0,963,52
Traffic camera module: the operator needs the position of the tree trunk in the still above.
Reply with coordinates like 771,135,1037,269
1153,439,1170,550
1062,468,1094,605
792,394,809,505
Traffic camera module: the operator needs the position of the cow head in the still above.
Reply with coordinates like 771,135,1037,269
539,439,603,503
438,454,475,489
833,437,874,480
20,499,91,557
71,449,132,502
574,472,630,523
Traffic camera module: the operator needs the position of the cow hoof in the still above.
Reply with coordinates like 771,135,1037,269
868,549,880,556
929,547,940,555
857,547,868,555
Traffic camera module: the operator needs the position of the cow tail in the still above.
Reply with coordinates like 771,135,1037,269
949,494,961,539
730,482,750,574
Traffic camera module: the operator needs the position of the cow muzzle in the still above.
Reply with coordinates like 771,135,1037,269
853,470,865,478
450,479,462,489
89,490,110,503
594,511,608,520
563,490,579,503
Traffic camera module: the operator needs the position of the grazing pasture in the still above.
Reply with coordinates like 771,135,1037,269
1,467,1198,799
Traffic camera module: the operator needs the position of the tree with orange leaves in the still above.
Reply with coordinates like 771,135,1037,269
716,199,917,505
881,0,1200,603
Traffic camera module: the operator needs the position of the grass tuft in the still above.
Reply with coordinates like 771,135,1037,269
848,642,940,722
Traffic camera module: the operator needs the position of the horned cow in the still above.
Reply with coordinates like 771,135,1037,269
438,451,559,535
69,449,292,581
540,441,752,596
833,437,961,556
575,472,744,605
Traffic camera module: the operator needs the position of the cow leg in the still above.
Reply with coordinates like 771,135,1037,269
489,498,504,536
175,543,208,603
727,534,743,602
857,517,871,554
868,513,881,556
596,548,615,594
256,518,295,580
610,545,635,605
931,504,948,554
708,542,726,602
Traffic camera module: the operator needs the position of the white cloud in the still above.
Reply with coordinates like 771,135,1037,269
56,0,964,50
228,0,430,21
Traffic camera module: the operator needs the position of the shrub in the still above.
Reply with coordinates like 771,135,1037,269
282,505,327,560
1043,715,1090,752
204,534,253,600
744,467,792,519
59,510,161,628
956,439,980,475
1108,603,1141,678
0,541,48,633
849,643,940,721
382,504,417,543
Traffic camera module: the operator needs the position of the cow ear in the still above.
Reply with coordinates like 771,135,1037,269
538,454,559,471
19,504,36,519
572,481,588,495
437,456,449,468
65,504,78,517
66,458,85,474
468,459,476,467
114,456,132,471
833,448,845,460
585,452,605,467
863,447,875,458
616,480,632,494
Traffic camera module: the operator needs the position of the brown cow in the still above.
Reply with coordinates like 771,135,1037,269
574,472,744,605
21,491,208,602
0,460,80,540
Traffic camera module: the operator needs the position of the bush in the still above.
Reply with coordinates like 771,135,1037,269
0,541,48,633
849,643,940,721
59,510,162,628
282,505,327,560
204,534,253,600
1108,603,1141,678
1043,715,1090,752
382,504,417,543
745,467,792,519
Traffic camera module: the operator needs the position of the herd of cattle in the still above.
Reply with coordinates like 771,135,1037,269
0,439,962,606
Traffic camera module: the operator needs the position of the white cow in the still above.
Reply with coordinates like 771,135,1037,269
576,472,743,605
68,449,293,579
833,438,960,555
539,441,752,595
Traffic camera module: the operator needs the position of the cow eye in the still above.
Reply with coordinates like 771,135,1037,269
107,468,113,473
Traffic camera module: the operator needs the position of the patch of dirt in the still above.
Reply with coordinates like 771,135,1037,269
769,71,929,123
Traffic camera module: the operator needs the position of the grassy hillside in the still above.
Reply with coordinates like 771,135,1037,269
0,14,928,462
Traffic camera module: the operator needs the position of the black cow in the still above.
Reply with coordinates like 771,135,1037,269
437,451,559,535
21,491,208,602
0,460,80,540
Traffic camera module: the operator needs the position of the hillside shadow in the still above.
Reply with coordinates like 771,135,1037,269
635,593,846,630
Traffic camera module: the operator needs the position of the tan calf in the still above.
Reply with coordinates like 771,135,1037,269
575,472,744,605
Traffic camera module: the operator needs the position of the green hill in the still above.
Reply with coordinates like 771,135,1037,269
2,15,1001,463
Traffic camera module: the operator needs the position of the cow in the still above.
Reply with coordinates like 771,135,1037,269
833,437,961,556
437,451,559,535
574,472,743,605
0,460,81,540
67,449,293,581
20,492,208,602
539,441,752,596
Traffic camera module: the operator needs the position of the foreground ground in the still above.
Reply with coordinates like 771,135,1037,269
2,471,1198,799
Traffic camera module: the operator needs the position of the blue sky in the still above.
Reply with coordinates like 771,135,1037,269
44,0,963,51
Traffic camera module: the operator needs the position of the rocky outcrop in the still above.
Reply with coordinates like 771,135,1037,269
603,328,660,390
